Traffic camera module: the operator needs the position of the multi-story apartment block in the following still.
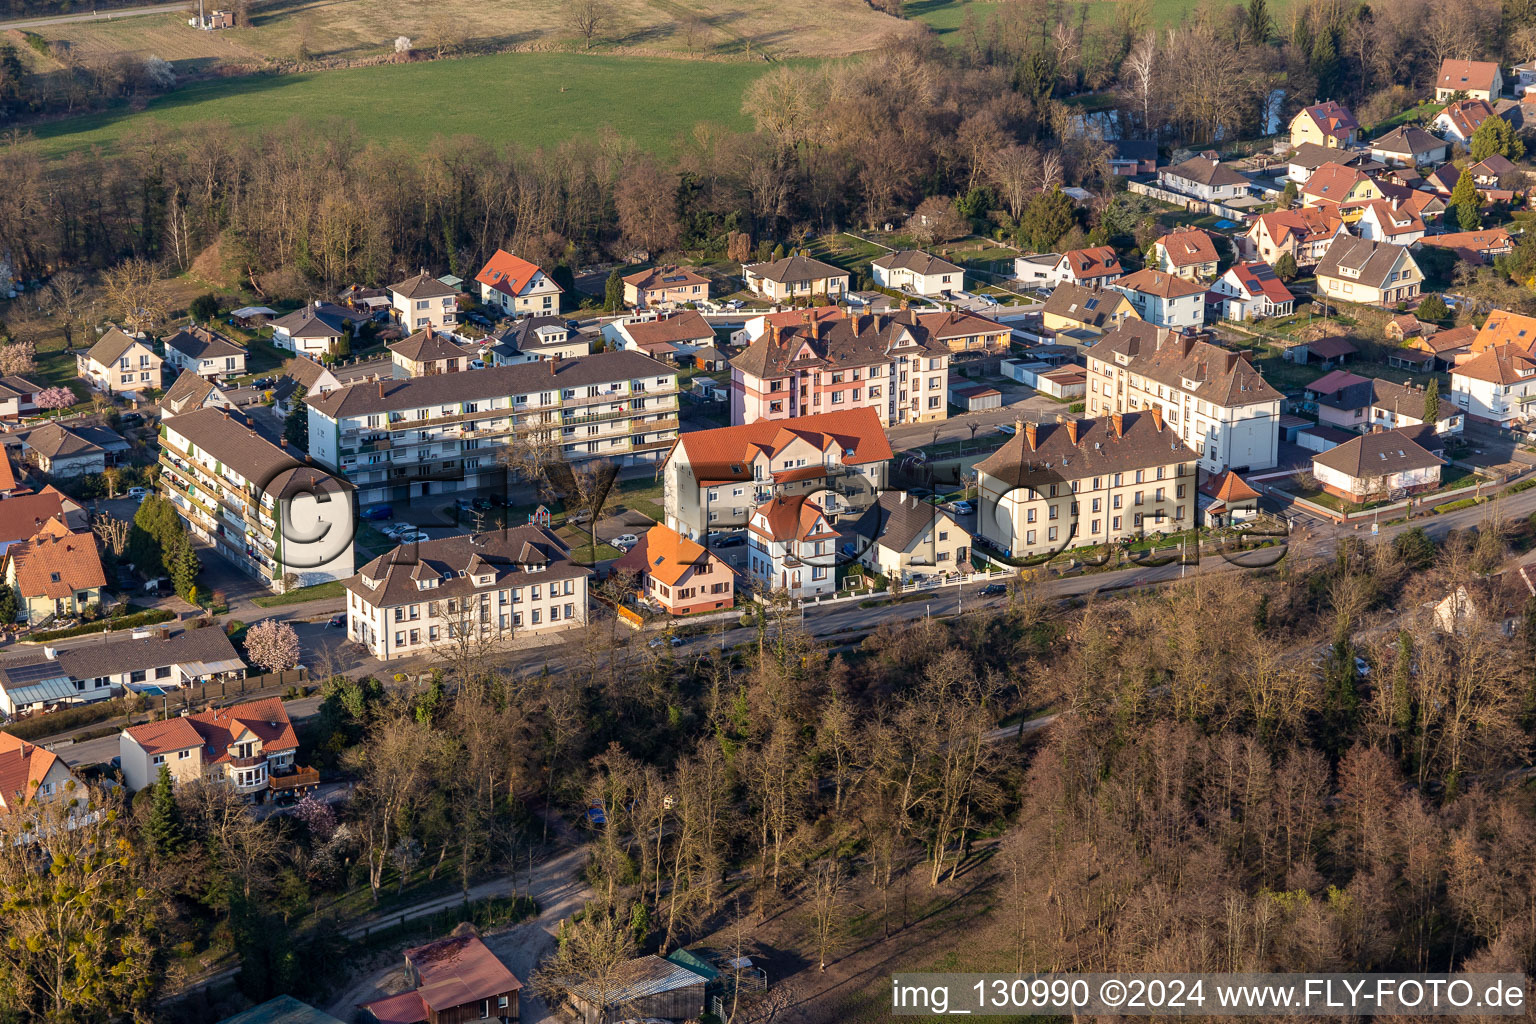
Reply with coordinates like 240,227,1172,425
1083,322,1282,473
119,696,297,797
661,407,892,541
729,308,950,426
159,408,355,591
306,352,678,506
976,412,1198,559
343,527,590,662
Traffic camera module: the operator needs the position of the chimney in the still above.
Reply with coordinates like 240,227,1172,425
377,381,385,398
1112,413,1124,438
1022,419,1037,451
549,357,557,375
1178,334,1195,358
768,323,780,346
280,437,287,448
1150,407,1164,432
1224,351,1240,372
1065,420,1079,445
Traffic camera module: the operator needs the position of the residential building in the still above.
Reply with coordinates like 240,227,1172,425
614,523,734,615
1198,470,1261,526
741,255,849,301
218,996,347,1024
603,310,715,363
1305,369,1376,430
162,372,236,418
975,412,1198,558
1435,98,1503,143
0,374,50,421
746,494,838,600
3,521,104,622
1406,325,1476,369
162,326,247,380
870,250,964,295
1015,246,1124,289
1470,309,1536,355
271,356,375,418
1356,200,1426,244
389,272,459,331
23,422,105,477
1311,428,1443,502
1450,344,1536,427
1211,262,1295,321
387,330,478,378
917,309,1013,374
0,658,81,716
1241,208,1346,266
1111,269,1207,330
1107,139,1157,175
0,487,86,548
488,316,589,364
1470,154,1518,187
1039,283,1139,340
1368,125,1449,167
728,307,951,426
1301,162,1383,216
661,408,892,540
1367,377,1464,434
622,265,711,309
1315,236,1423,307
119,695,296,796
306,351,679,505
1512,59,1536,96
1436,58,1503,102
160,408,355,591
0,732,78,816
362,933,522,1024
46,626,244,705
850,491,971,583
343,527,590,662
269,302,361,358
473,249,562,316
1152,228,1221,280
1156,157,1250,202
1416,228,1516,265
1084,322,1282,472
1286,142,1377,183
1395,188,1449,222
1290,101,1359,148
76,328,162,398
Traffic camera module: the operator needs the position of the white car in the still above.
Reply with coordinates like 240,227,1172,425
397,531,431,544
612,533,639,547
127,487,147,501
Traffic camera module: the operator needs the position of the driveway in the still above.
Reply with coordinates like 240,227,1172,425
0,2,183,30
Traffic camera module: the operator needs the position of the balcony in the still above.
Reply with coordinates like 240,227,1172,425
269,766,320,794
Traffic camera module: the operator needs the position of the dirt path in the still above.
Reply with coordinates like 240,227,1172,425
326,846,591,1022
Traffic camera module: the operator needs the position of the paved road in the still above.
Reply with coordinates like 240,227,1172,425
0,2,185,29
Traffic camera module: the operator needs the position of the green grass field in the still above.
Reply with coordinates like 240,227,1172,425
910,0,1295,37
26,51,773,161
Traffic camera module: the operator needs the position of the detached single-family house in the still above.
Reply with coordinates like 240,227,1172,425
1315,236,1423,307
1198,469,1261,527
1355,200,1426,244
474,249,562,317
746,495,838,600
1416,228,1516,265
76,328,162,398
361,933,522,1024
613,523,734,615
1469,309,1536,356
1436,58,1503,102
870,250,964,296
1302,162,1383,215
1451,343,1536,427
1368,126,1449,167
622,265,711,309
162,326,246,380
1108,139,1158,175
1039,284,1139,340
22,423,105,477
1157,157,1250,202
1368,377,1464,434
1435,98,1503,144
1311,428,1443,503
1111,269,1207,330
488,316,589,364
0,733,79,816
742,255,849,302
269,302,359,358
1469,154,1518,187
3,521,105,623
1404,324,1475,369
850,491,971,583
120,695,293,796
1242,208,1346,266
1015,247,1123,289
387,330,478,378
1290,101,1359,149
1152,228,1221,280
0,375,49,421
389,272,459,331
1211,262,1295,321
604,310,715,363
161,371,236,419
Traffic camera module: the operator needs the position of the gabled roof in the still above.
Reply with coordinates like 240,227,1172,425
750,494,836,543
1248,207,1341,246
1200,469,1260,503
851,491,964,554
1306,368,1372,397
163,326,245,362
977,410,1197,487
1438,58,1500,94
1452,343,1536,385
270,303,354,339
7,528,105,599
474,250,555,298
1115,268,1207,300
346,527,590,609
216,994,348,1024
745,254,848,284
1304,336,1359,360
1223,262,1295,305
24,422,102,461
1312,427,1442,478
405,933,522,1012
1162,157,1248,188
915,309,1008,340
1303,162,1373,202
1439,98,1498,137
1417,325,1475,354
1058,246,1123,280
623,264,710,290
870,249,963,276
84,327,147,367
124,695,293,762
1470,154,1517,177
1316,236,1417,289
1041,283,1132,328
668,408,892,483
622,310,715,348
1297,101,1359,140
0,487,84,544
615,523,721,587
162,372,224,416
1289,142,1374,172
389,272,457,300
1092,322,1282,407
1361,200,1425,238
1369,378,1436,419
0,731,68,815
1370,125,1444,157
730,307,948,379
1155,228,1219,267
1417,228,1515,261
1470,309,1536,355
388,329,476,364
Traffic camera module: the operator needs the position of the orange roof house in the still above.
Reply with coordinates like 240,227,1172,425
1152,228,1221,279
362,933,523,1024
1436,59,1502,102
1301,162,1381,215
120,695,298,793
473,249,562,315
0,732,77,815
1199,470,1261,524
1470,309,1536,355
4,526,106,624
614,523,734,615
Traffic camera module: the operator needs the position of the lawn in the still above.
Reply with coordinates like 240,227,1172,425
252,580,345,608
909,0,1296,39
24,51,779,161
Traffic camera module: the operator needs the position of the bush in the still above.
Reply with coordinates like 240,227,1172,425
1069,402,1086,413
29,607,175,641
1,697,132,742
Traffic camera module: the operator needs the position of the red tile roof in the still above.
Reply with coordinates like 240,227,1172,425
1200,469,1261,503
0,732,65,814
124,696,297,763
669,408,893,484
750,494,836,543
0,487,82,544
615,524,722,588
1155,228,1218,268
1438,58,1500,95
7,528,105,599
1117,268,1207,299
1297,101,1359,141
405,934,522,1012
1225,262,1295,305
1061,246,1123,279
1303,162,1373,204
474,250,549,298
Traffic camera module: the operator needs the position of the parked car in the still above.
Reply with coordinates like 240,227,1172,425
466,313,492,328
951,500,975,515
127,487,148,501
708,533,746,548
980,583,1008,597
612,533,639,547
567,509,592,525
118,412,144,428
325,614,346,628
360,505,393,521
397,531,431,543
649,634,686,649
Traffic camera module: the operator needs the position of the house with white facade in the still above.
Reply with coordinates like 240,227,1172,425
746,495,838,600
1311,428,1443,503
1355,201,1426,245
474,250,562,317
1450,344,1536,428
1111,269,1207,330
870,250,964,296
269,302,360,358
389,272,459,331
119,696,296,797
162,326,247,380
1211,262,1295,321
1156,157,1251,202
76,328,162,399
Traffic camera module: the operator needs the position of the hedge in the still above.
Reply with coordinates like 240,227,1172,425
29,608,177,642
1,697,133,742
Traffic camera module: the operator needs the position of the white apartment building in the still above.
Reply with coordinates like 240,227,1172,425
746,495,839,600
1083,322,1282,473
1450,344,1536,428
305,351,678,507
343,527,590,662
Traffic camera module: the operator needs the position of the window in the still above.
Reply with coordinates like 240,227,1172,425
1112,516,1121,530
130,669,147,683
156,666,171,679
1026,529,1036,545
481,999,491,1019
153,754,166,766
178,749,191,759
1048,526,1058,542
